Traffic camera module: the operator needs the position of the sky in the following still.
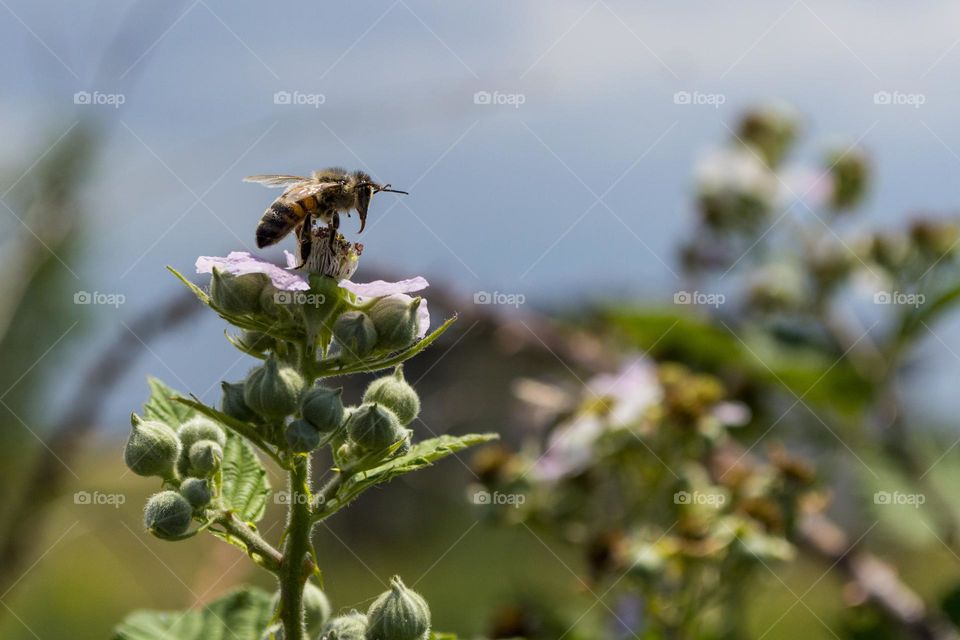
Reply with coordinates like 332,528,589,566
2,0,960,427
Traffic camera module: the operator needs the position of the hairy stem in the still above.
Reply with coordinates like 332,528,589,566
280,457,312,640
216,513,283,572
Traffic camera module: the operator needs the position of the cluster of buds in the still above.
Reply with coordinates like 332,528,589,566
124,414,225,539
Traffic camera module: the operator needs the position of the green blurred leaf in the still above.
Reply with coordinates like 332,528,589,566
113,586,272,640
221,435,271,524
143,377,197,426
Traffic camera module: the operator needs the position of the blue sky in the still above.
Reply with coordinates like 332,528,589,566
2,0,960,426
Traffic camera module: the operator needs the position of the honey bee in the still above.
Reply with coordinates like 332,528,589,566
244,168,407,264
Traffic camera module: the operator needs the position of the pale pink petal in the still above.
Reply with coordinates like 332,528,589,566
195,252,309,291
338,277,429,298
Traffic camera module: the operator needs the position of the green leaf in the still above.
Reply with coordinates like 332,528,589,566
143,377,197,427
113,586,272,640
221,434,271,523
429,634,459,640
319,433,498,518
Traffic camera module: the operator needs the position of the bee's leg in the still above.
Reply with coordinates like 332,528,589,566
328,211,340,250
296,213,313,269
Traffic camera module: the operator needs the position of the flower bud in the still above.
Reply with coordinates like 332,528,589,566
321,611,368,640
363,366,420,426
144,490,193,539
365,576,431,640
736,102,799,168
210,269,268,315
334,311,378,359
347,403,405,453
180,477,212,508
270,581,331,638
238,330,275,353
178,416,227,449
221,381,256,422
176,417,227,477
285,419,321,453
124,414,180,480
369,297,420,352
244,356,305,420
827,147,869,210
188,439,223,476
301,386,346,433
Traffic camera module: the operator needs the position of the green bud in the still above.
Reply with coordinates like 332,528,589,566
188,439,223,476
180,477,212,508
178,416,227,449
347,403,405,453
736,102,799,167
210,269,268,315
285,419,321,453
238,330,275,353
827,147,869,210
366,576,431,640
321,611,368,640
369,297,420,352
270,581,331,638
144,490,193,539
176,417,227,478
220,381,256,423
363,366,420,426
124,414,180,479
301,386,346,433
334,311,378,359
244,356,305,420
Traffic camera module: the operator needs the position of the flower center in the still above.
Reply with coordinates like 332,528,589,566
300,227,363,280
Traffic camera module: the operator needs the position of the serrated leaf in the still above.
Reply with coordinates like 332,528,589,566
320,433,498,518
222,434,271,523
113,585,273,640
143,377,197,427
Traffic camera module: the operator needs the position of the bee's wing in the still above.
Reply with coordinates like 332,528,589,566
243,174,310,188
279,181,340,201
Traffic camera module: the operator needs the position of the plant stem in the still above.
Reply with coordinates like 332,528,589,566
216,513,283,572
280,457,312,640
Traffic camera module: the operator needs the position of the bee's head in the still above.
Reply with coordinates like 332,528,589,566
352,170,408,233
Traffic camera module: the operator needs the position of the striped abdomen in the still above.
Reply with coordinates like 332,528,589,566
255,195,323,248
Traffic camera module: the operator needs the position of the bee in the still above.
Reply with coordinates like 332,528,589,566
244,167,408,265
